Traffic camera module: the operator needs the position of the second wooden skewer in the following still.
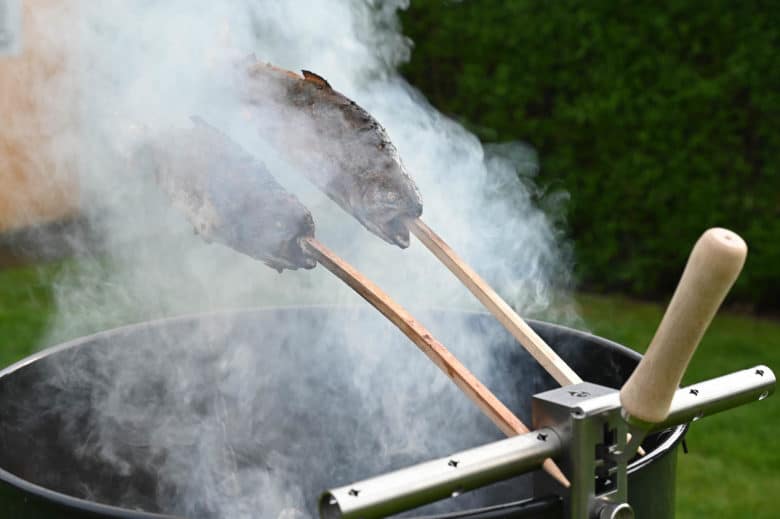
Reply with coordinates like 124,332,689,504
303,237,570,488
407,218,646,457
407,218,581,386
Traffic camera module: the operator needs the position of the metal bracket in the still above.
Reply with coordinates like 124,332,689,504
532,383,633,518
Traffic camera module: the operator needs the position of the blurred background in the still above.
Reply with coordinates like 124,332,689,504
1,0,778,517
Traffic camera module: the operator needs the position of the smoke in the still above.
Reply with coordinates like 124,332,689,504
12,0,578,517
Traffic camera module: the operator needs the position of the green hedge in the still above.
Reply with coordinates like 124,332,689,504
399,0,780,310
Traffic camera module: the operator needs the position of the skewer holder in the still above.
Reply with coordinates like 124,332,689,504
321,365,775,519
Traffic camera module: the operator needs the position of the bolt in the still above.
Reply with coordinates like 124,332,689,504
448,459,459,468
756,369,765,376
537,433,548,441
689,389,699,396
348,489,360,497
599,501,634,519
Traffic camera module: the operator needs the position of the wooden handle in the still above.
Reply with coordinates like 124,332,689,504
620,228,747,424
303,238,570,487
407,219,582,386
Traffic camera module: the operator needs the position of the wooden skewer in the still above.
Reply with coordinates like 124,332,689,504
303,237,570,488
407,219,648,457
407,218,582,386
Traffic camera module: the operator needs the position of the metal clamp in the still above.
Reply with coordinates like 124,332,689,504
533,365,775,518
532,381,633,518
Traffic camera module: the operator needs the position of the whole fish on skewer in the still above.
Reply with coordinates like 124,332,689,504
241,60,589,403
142,117,316,272
139,112,571,487
243,61,423,248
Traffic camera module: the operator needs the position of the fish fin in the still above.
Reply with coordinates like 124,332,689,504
263,259,284,273
190,116,226,139
189,116,227,142
191,116,225,134
301,70,332,89
190,115,207,127
262,62,303,80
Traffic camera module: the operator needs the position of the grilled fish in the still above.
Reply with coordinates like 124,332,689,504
144,117,316,272
243,61,423,248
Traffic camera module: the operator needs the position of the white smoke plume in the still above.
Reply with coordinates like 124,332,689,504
11,0,579,517
47,0,576,332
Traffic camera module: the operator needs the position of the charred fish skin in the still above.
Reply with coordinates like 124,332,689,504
245,62,423,248
146,117,317,272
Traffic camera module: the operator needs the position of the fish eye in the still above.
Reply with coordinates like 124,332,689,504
382,190,399,203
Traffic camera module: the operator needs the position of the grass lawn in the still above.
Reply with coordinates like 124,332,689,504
0,262,59,367
0,263,777,517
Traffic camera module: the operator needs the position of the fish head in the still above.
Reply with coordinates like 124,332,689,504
147,118,319,273
355,161,423,249
214,189,318,271
260,197,318,271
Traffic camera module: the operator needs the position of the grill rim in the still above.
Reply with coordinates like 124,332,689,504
0,306,687,518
